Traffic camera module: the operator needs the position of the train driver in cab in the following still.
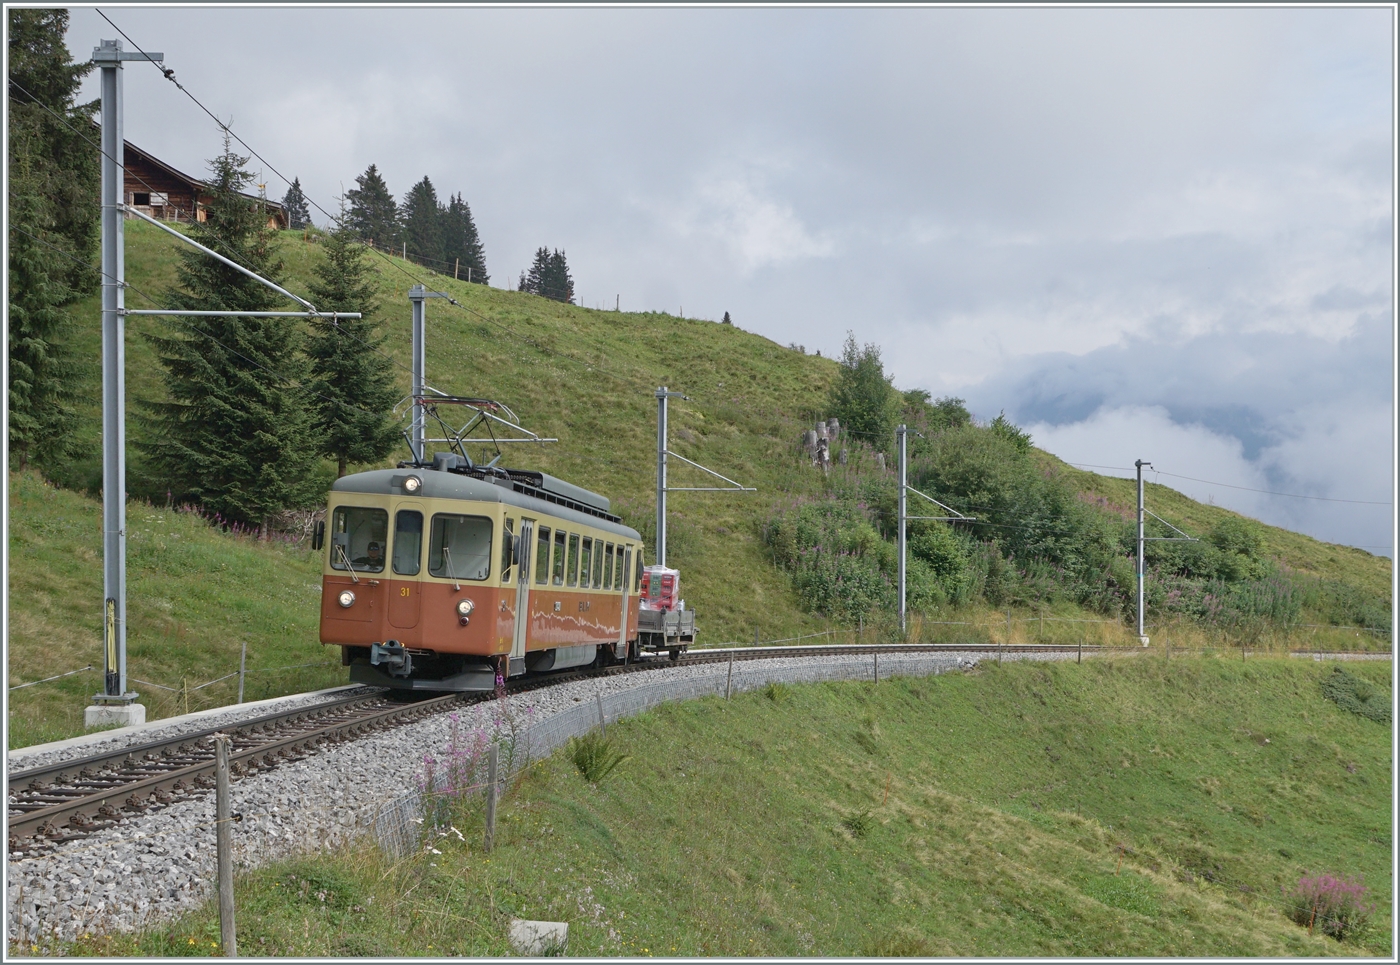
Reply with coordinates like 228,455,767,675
353,541,385,570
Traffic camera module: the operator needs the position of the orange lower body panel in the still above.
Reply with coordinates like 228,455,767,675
320,576,634,657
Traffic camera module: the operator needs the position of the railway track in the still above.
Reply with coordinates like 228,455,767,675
7,642,1385,857
5,653,684,856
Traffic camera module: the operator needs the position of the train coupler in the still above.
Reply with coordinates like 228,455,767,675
369,641,412,678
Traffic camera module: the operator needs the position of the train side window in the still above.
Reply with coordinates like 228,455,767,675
626,548,636,592
603,543,614,591
535,527,551,585
428,514,493,581
500,518,515,584
566,534,580,586
579,538,593,588
553,531,566,585
634,549,643,592
330,506,388,572
592,541,604,588
392,510,423,576
614,546,624,591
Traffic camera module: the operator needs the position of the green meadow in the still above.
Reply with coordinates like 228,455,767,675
58,657,1391,958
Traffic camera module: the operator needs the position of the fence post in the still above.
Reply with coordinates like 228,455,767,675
484,744,498,854
596,693,606,738
1078,638,1082,665
873,651,879,684
725,650,734,700
237,641,247,704
214,734,237,958
754,627,759,647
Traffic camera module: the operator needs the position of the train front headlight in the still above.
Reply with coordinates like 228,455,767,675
456,598,474,625
403,475,422,493
338,589,356,608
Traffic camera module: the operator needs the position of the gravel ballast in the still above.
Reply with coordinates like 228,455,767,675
8,647,1109,947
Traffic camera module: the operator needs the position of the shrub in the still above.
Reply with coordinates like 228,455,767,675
1284,873,1375,942
841,807,875,837
568,730,629,784
1320,668,1392,724
762,682,791,704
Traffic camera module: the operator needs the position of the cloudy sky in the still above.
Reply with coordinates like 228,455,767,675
63,6,1394,555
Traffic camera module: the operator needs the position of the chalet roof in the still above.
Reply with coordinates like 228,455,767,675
121,136,287,214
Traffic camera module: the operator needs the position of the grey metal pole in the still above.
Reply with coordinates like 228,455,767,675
656,386,668,566
237,641,246,704
409,286,427,464
1136,459,1149,646
97,42,126,702
214,734,237,957
897,425,907,637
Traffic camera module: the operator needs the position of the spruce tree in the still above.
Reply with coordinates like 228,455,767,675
521,247,574,303
722,311,732,325
400,175,444,267
7,9,98,289
306,211,402,477
281,176,312,230
7,8,99,472
522,247,550,296
545,249,575,304
139,137,319,530
442,192,488,283
345,163,399,248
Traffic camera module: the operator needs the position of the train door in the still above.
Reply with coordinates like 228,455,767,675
619,545,633,659
388,506,424,630
511,520,534,672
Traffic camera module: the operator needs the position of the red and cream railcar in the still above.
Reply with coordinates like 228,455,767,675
316,462,645,690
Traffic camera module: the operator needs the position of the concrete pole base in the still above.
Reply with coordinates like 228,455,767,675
85,702,146,729
1139,636,1150,647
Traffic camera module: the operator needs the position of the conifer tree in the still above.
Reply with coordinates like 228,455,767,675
140,136,318,530
442,192,488,283
722,311,732,325
520,246,574,303
346,163,399,248
306,209,402,477
7,8,99,471
546,249,575,304
522,247,549,296
400,175,444,267
281,176,312,230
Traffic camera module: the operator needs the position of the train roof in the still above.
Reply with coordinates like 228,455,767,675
331,468,642,539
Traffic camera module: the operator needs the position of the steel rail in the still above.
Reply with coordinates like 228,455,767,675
7,692,467,853
9,691,388,789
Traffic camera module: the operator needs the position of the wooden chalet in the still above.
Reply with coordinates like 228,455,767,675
123,139,288,230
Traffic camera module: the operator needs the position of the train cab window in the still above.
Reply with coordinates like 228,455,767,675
553,531,567,585
566,534,580,586
579,538,593,588
330,506,388,573
392,510,423,576
535,527,551,585
428,514,492,581
633,549,642,593
599,543,611,589
501,518,515,584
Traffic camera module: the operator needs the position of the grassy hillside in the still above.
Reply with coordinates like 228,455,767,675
6,471,339,749
7,221,1390,746
58,657,1392,957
